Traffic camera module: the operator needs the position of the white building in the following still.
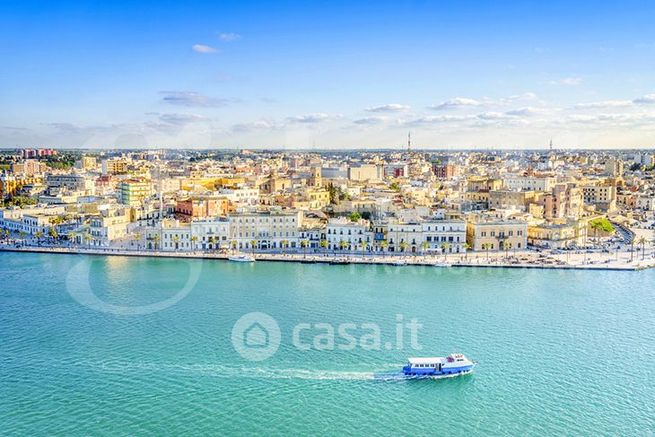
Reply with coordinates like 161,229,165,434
504,176,556,192
326,217,373,251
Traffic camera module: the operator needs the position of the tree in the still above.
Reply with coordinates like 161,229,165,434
300,239,309,258
319,239,329,253
440,242,451,261
502,240,512,259
190,235,198,251
348,211,361,222
48,227,58,242
152,233,161,250
172,234,181,250
35,230,44,245
280,239,289,251
357,240,367,257
230,240,238,252
420,241,430,255
379,239,388,255
83,232,92,248
589,218,615,247
638,236,647,261
482,242,492,261
463,242,471,260
250,239,258,255
399,241,409,253
339,240,349,251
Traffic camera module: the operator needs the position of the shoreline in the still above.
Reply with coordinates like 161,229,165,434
1,245,651,271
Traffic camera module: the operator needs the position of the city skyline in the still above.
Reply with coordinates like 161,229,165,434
2,1,655,149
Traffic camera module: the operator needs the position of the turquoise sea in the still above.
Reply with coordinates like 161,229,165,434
1,252,654,435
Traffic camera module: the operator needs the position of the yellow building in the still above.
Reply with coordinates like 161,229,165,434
0,175,43,198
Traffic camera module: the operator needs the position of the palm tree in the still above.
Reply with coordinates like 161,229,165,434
190,235,198,251
319,239,329,254
34,230,44,245
379,239,388,256
589,220,603,248
440,242,450,261
638,236,647,261
152,233,161,250
67,231,77,245
502,240,512,259
300,239,309,258
399,241,409,253
482,242,492,261
48,227,58,243
280,239,289,251
83,232,92,248
358,240,367,258
420,241,430,255
230,240,238,253
339,239,349,251
172,234,180,250
250,239,258,255
463,242,471,260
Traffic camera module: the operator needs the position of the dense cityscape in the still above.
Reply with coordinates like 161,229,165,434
1,146,654,269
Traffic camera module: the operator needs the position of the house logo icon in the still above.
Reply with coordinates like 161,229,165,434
244,322,269,348
231,312,281,361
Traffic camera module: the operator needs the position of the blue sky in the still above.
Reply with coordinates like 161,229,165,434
2,0,655,149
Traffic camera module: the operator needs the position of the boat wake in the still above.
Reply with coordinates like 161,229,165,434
94,361,379,381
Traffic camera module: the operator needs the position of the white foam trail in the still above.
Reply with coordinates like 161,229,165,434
94,361,377,381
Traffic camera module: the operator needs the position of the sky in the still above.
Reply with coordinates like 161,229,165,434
1,0,655,149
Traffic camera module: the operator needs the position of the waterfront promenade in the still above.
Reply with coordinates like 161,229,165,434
2,243,652,271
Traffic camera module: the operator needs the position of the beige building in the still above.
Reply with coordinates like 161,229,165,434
466,219,528,251
348,164,381,182
504,175,556,192
528,220,585,249
489,190,536,211
582,185,617,212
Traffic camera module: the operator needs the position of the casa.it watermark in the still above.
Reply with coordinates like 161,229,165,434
231,312,422,361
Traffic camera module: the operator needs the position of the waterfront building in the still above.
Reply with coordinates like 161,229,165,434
466,218,528,251
326,217,373,251
228,210,301,250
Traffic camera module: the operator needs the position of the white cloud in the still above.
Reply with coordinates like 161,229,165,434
408,115,476,125
231,120,279,133
429,97,482,110
192,44,218,54
505,107,550,116
574,100,633,109
500,92,538,103
160,91,236,107
218,32,241,42
634,93,655,104
550,77,583,86
365,103,410,113
353,116,387,125
286,113,339,123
